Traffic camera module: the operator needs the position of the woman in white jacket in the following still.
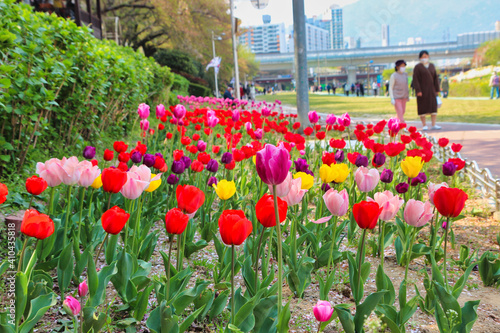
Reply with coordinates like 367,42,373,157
389,60,410,122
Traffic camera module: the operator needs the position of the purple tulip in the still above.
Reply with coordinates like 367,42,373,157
411,172,428,186
206,159,219,173
294,158,310,173
256,143,291,185
221,152,233,165
254,129,263,140
355,154,369,168
395,182,409,194
131,151,142,164
207,176,218,187
167,174,179,185
83,146,96,159
181,156,192,169
197,140,207,152
321,183,331,193
155,152,163,158
442,162,457,176
334,150,345,163
143,154,155,167
380,168,394,183
372,152,386,167
171,160,185,174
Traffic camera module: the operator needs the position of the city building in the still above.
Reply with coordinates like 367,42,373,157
287,19,329,52
457,30,500,46
495,20,500,32
345,36,356,49
238,16,287,54
321,4,344,50
382,24,389,47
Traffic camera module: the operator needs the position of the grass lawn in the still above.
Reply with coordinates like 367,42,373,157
257,92,500,124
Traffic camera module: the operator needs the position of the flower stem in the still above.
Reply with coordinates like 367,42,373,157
443,218,450,289
379,220,385,268
177,233,182,271
317,321,322,333
48,186,55,215
357,229,367,306
405,227,417,282
272,184,283,317
231,244,235,325
132,196,143,253
17,238,28,272
254,226,266,292
76,187,86,251
166,235,174,302
94,233,109,266
62,186,73,248
326,216,338,273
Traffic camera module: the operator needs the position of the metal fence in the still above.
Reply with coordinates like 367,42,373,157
422,133,500,211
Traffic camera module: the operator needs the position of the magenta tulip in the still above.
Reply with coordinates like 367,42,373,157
256,143,291,186
156,104,166,118
137,103,150,119
308,110,319,124
313,300,334,322
355,167,380,192
63,295,81,316
78,281,88,297
173,104,186,120
404,199,434,227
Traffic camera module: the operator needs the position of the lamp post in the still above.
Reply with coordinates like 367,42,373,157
230,0,240,99
292,0,309,127
367,59,373,96
211,31,223,98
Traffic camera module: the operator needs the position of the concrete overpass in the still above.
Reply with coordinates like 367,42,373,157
255,41,476,71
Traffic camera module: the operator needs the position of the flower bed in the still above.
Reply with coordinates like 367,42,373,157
1,95,499,333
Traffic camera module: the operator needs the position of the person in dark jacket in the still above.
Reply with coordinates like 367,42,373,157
223,85,234,100
412,50,441,130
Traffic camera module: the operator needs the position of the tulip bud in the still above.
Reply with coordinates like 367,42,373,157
206,159,219,173
334,149,345,163
63,296,81,316
395,182,409,194
442,161,457,176
131,151,142,164
380,168,394,183
78,281,88,298
355,154,369,167
207,176,218,187
83,146,96,159
143,154,155,167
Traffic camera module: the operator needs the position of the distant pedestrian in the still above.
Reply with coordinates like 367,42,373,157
249,84,256,101
350,83,355,96
327,84,331,94
360,83,364,96
441,76,449,98
385,80,389,96
389,60,410,122
372,81,378,96
224,85,234,100
332,83,336,95
489,71,499,99
412,50,441,130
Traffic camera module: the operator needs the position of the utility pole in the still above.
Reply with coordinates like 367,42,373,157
230,0,241,99
211,31,220,98
292,0,309,126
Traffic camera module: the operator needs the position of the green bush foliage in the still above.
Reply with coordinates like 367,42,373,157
0,0,174,174
188,82,212,97
449,77,491,97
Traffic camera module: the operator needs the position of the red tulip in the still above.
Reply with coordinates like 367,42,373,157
101,206,130,234
113,141,128,153
91,159,98,166
166,132,173,139
165,208,189,234
315,131,326,140
255,194,288,228
448,158,465,171
103,149,114,161
176,185,205,214
303,127,313,136
438,138,449,147
433,187,468,218
118,152,130,163
352,201,381,230
26,175,48,195
190,160,204,172
218,210,253,246
451,143,463,153
101,167,127,193
173,149,184,161
0,182,7,204
21,209,54,239
384,142,406,157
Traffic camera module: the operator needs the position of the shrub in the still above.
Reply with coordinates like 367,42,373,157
0,0,174,174
188,82,212,97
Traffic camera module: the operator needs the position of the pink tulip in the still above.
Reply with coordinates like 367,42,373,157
313,300,334,322
77,161,100,187
254,128,263,140
155,104,166,118
268,172,292,198
63,295,81,316
232,109,240,122
261,108,271,117
326,114,337,126
137,103,150,119
283,177,307,206
337,112,351,126
308,110,319,124
207,110,219,128
119,165,160,200
404,199,434,227
78,280,88,297
355,167,380,192
173,104,186,120
36,158,64,187
387,117,401,133
428,182,449,205
245,121,252,131
58,156,82,186
368,190,404,221
140,119,150,131
324,189,349,217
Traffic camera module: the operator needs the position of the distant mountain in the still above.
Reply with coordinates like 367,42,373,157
342,0,500,47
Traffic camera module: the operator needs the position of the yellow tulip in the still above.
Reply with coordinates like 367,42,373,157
252,155,256,165
145,174,162,192
331,163,350,183
319,164,335,183
294,172,314,190
91,175,102,189
401,156,424,178
213,179,236,200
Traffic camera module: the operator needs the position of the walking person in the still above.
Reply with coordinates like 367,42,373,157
412,50,441,130
372,81,378,96
332,83,336,95
490,71,499,99
327,83,331,94
441,76,449,98
389,60,410,122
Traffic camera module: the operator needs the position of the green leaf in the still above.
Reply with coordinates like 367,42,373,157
276,301,291,333
209,289,230,320
354,291,387,332
133,283,154,321
457,300,480,333
19,293,57,333
172,280,209,314
15,272,28,326
179,305,206,332
57,241,74,295
334,304,355,333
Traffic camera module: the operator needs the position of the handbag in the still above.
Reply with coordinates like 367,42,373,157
436,96,442,108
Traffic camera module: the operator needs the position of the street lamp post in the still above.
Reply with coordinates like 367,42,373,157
211,31,220,98
366,60,373,96
230,0,241,99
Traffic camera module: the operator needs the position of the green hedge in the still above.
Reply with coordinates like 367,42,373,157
188,82,212,97
0,0,174,174
449,77,491,97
